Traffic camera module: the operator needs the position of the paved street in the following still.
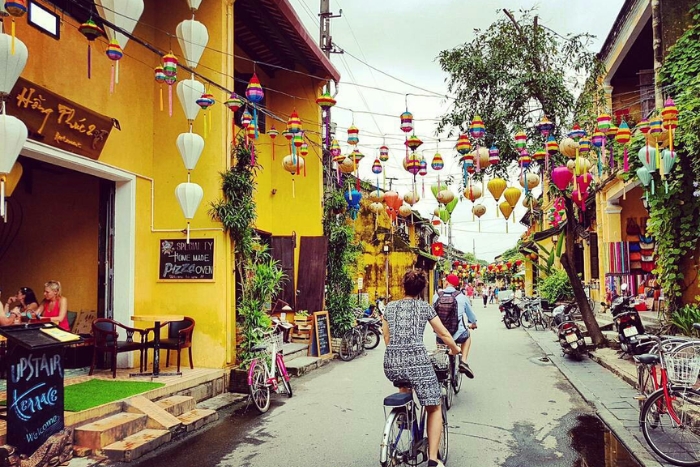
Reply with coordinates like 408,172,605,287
129,302,635,466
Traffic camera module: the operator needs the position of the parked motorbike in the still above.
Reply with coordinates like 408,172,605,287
553,303,586,359
499,298,522,329
610,285,646,356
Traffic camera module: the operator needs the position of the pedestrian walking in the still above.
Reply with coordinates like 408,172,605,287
482,285,488,308
466,283,474,305
494,286,499,304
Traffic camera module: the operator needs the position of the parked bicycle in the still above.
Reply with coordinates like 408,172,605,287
339,312,382,361
247,327,292,414
379,348,449,467
636,335,695,409
635,328,700,466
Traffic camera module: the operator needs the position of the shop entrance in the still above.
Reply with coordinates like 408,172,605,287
0,155,115,321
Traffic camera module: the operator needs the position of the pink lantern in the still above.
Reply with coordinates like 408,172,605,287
576,174,593,192
572,190,588,210
551,166,573,191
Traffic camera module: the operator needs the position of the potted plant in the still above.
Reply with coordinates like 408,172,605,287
294,310,311,327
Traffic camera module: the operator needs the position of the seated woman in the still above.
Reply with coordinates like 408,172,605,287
4,287,40,323
34,280,70,331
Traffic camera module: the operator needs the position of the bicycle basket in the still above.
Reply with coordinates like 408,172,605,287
430,346,450,382
665,354,700,386
259,331,285,357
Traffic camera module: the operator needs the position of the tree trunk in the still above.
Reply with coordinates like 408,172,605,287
562,198,605,346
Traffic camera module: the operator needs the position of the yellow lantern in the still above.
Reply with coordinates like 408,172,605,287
487,177,507,217
559,137,579,158
368,189,384,203
369,202,384,214
404,191,420,206
499,202,513,232
398,205,412,217
504,186,522,207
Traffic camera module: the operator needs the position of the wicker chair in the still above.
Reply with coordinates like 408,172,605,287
89,318,148,378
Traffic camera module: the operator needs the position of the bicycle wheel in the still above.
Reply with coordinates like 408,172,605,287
380,409,411,467
364,328,381,350
443,377,453,410
248,361,271,414
352,328,364,357
452,357,463,395
339,329,356,361
520,310,533,328
640,387,700,466
439,403,449,463
636,363,656,409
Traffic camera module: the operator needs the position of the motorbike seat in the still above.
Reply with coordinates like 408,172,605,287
634,354,660,365
357,318,375,325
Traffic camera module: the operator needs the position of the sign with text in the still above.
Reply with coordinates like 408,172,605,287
309,311,333,359
159,238,215,281
7,347,65,455
7,77,114,160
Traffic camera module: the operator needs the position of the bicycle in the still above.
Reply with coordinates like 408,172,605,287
339,315,381,361
247,329,293,414
379,348,449,467
636,336,697,409
437,343,463,410
637,330,700,466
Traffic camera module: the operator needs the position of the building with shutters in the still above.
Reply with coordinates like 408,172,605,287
0,0,338,369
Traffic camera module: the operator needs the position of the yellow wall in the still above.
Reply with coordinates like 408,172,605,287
9,0,335,368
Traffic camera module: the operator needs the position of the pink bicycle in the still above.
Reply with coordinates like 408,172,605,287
247,330,292,414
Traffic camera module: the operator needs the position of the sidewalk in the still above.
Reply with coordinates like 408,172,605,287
525,327,671,467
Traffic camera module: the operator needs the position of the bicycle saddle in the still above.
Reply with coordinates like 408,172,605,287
357,318,375,324
634,354,660,365
384,392,412,407
251,344,267,353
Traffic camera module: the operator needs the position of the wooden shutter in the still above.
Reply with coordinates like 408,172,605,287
296,237,328,312
589,233,599,280
270,236,296,309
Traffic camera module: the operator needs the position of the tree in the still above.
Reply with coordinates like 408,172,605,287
438,8,606,345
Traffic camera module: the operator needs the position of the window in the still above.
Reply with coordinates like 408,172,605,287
42,0,98,24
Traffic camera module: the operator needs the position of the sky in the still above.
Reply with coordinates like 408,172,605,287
287,0,625,262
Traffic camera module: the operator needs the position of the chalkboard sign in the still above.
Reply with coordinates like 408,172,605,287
159,238,215,281
0,324,74,456
310,311,333,359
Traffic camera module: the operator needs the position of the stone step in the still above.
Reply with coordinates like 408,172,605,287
177,408,218,432
281,342,309,362
284,356,329,376
74,412,148,451
124,396,182,432
102,429,172,463
154,395,196,417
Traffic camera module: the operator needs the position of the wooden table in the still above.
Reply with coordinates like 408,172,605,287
131,314,184,377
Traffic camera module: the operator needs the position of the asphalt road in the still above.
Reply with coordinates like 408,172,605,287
130,301,624,467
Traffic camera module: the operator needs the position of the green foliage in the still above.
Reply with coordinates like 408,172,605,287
539,269,573,303
646,6,700,313
324,186,363,336
437,8,604,179
670,299,700,337
500,246,524,263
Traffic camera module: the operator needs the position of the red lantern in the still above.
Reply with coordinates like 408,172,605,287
515,259,523,267
507,261,512,269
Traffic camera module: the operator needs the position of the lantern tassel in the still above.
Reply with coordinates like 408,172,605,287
0,179,5,218
10,19,15,55
168,85,173,117
159,86,163,112
292,178,296,198
110,64,115,94
271,139,275,161
478,219,481,233
506,221,509,234
623,147,629,172
253,108,259,139
115,61,120,85
186,222,191,244
87,43,92,79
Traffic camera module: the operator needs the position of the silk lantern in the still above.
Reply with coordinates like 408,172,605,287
504,186,522,208
487,178,507,216
636,166,652,200
175,182,203,243
499,201,513,232
661,149,676,192
0,114,27,217
369,189,384,203
176,19,209,69
95,0,144,87
472,204,486,232
282,154,305,198
404,191,420,206
245,73,264,140
3,0,26,55
344,189,362,220
187,0,203,11
398,205,412,218
177,132,204,172
0,30,27,97
437,189,455,205
463,183,482,203
177,78,205,126
79,19,103,79
551,166,573,191
162,53,178,116
615,121,632,172
519,173,540,190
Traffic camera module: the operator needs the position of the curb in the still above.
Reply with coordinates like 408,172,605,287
524,328,664,467
588,352,638,388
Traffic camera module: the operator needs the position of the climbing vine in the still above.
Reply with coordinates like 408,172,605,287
647,5,700,312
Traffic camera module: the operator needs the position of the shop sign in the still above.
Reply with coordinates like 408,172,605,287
159,238,215,281
6,77,114,160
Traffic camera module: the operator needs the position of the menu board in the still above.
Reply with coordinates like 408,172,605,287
159,238,214,281
310,311,333,359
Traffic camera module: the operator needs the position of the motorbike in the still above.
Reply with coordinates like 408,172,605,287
553,303,586,359
610,285,646,356
499,298,522,329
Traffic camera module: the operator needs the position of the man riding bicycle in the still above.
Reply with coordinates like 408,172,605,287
432,274,477,378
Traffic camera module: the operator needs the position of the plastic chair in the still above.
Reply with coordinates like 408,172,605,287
146,317,195,373
89,318,148,378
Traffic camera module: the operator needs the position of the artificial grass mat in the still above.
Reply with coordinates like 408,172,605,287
63,379,165,412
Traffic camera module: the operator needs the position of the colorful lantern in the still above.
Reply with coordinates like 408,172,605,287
245,73,264,138
400,111,413,133
596,113,612,132
288,110,303,134
316,91,336,109
662,98,679,156
431,152,444,170
372,158,383,174
536,116,554,137
404,152,422,176
162,52,178,116
176,18,209,69
551,166,573,191
488,146,500,165
532,149,546,164
568,124,585,140
347,125,359,145
241,108,253,129
469,115,486,140
95,0,144,90
578,138,591,155
79,19,103,79
514,130,527,151
519,151,531,168
591,131,605,148
456,134,472,154
106,38,123,62
615,121,632,171
419,159,428,176
405,134,423,151
379,145,390,162
196,92,215,137
268,127,279,160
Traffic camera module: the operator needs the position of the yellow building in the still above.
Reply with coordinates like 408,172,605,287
0,0,338,369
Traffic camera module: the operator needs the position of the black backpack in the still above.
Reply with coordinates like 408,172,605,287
435,291,459,334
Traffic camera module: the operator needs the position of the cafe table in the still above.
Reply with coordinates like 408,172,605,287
131,314,184,377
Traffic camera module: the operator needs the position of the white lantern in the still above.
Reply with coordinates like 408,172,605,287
176,78,205,123
176,19,209,69
95,0,144,51
0,32,28,96
187,0,203,11
177,132,204,171
0,114,28,217
175,182,203,243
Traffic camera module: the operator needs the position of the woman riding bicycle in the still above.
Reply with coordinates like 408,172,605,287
382,268,460,467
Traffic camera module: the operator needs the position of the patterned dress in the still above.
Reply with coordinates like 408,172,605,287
383,298,441,406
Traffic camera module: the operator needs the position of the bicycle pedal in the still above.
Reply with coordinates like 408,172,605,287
633,395,647,402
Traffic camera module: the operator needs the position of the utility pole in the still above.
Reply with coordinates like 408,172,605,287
386,177,399,191
319,1,342,190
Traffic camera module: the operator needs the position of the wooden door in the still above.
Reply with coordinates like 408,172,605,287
270,236,296,309
296,237,328,312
